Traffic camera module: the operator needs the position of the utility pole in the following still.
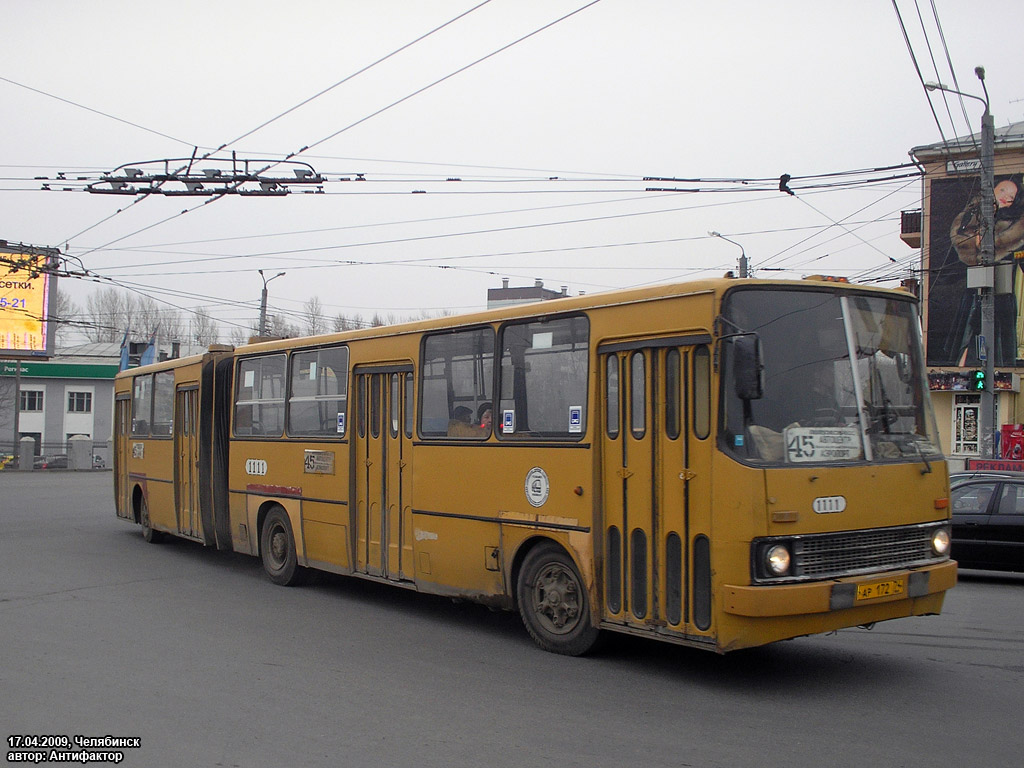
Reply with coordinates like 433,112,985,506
258,270,286,337
13,360,21,459
926,67,996,457
979,79,997,458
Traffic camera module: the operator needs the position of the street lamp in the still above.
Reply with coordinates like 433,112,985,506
258,269,286,337
708,231,748,278
925,67,996,457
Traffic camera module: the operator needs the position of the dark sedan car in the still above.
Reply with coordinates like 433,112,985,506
950,471,1024,572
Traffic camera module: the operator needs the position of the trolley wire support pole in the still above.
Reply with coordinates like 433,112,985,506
925,68,996,457
708,231,748,278
258,270,286,337
979,95,996,458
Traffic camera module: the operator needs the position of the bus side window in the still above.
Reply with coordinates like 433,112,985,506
287,346,349,438
420,327,494,440
630,351,645,439
152,371,175,436
389,374,400,439
131,374,153,437
665,349,681,440
605,355,619,439
234,354,286,437
498,315,589,439
404,374,414,439
693,345,710,440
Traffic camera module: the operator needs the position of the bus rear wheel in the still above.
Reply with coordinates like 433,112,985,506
260,507,306,586
517,542,599,656
140,496,162,544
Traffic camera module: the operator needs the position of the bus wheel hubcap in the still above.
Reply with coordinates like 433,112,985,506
270,528,286,565
533,564,581,634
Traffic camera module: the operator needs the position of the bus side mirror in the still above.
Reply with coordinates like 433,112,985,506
733,334,764,401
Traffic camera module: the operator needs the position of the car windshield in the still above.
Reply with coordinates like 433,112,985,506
720,287,942,466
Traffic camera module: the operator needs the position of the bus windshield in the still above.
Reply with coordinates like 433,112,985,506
720,287,942,466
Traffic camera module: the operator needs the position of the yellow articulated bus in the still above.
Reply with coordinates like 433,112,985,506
114,277,956,655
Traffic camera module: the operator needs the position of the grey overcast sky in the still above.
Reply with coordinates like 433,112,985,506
3,0,1023,341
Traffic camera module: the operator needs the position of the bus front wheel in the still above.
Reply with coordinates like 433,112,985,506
517,542,599,656
260,507,305,586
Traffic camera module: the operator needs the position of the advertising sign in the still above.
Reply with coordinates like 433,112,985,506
926,174,1024,367
0,247,57,358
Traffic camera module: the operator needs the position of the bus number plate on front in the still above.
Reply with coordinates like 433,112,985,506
784,427,862,463
855,577,906,602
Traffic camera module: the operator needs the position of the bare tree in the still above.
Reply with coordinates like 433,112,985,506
83,288,134,342
81,287,193,345
228,325,255,347
135,295,186,342
191,307,220,347
303,296,327,336
268,313,301,339
50,288,80,347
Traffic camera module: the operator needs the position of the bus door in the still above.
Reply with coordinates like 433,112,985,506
114,394,132,519
599,336,713,635
174,386,201,538
353,365,414,582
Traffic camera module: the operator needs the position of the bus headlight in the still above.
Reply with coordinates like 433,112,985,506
931,527,951,557
765,544,792,576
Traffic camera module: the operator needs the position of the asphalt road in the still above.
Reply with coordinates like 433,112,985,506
2,471,1022,768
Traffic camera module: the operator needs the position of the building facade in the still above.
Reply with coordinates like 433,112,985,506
0,354,118,464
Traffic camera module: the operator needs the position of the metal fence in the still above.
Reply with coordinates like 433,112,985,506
0,440,111,471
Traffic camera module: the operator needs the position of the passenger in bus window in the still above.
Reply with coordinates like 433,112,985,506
477,403,492,432
448,406,479,437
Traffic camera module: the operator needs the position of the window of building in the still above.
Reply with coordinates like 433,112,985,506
234,354,287,437
420,327,494,439
953,393,980,455
498,315,589,440
19,390,43,412
67,391,93,413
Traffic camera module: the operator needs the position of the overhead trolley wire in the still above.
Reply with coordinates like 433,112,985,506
62,0,606,261
54,0,500,249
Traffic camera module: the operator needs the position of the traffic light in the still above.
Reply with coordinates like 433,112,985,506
972,369,986,390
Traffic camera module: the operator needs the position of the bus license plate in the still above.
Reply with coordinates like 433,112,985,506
856,577,906,601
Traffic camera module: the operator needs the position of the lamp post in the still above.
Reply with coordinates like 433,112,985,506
708,231,748,277
925,67,996,457
258,269,286,337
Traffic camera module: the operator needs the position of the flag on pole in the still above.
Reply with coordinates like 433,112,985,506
139,329,157,367
118,328,130,371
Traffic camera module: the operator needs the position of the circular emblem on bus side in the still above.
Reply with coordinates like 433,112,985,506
525,467,550,508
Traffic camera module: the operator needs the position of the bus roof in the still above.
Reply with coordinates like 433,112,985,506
118,276,913,372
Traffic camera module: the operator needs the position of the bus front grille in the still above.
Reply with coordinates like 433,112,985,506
752,522,948,583
792,525,939,579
